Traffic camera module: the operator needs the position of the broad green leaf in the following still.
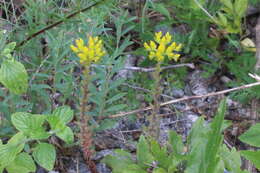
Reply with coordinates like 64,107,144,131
153,168,167,173
168,130,184,156
0,133,25,167
240,150,260,170
47,115,66,132
137,135,154,169
150,138,170,169
204,99,226,173
95,119,117,131
124,164,147,173
239,123,260,147
6,152,36,173
186,117,208,173
234,0,248,17
220,0,233,10
217,12,228,27
220,145,242,173
0,59,28,95
5,42,16,51
101,149,134,173
11,112,49,140
56,126,74,144
52,106,73,124
33,143,56,171
8,132,26,146
152,3,171,20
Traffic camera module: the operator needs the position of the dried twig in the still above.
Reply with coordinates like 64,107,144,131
100,81,260,119
91,63,195,72
123,63,195,72
255,16,260,70
122,83,174,99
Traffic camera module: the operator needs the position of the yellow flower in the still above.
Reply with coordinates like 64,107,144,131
144,32,182,62
70,35,106,65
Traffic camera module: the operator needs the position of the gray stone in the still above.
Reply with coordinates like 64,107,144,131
172,88,184,98
96,163,112,173
92,150,114,161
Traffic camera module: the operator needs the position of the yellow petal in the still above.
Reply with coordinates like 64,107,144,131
144,42,151,50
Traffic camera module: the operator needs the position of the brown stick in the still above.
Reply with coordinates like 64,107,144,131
100,81,260,119
255,16,260,70
16,0,105,48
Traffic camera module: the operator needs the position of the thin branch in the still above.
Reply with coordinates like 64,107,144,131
16,0,105,48
91,63,195,72
193,0,218,24
122,83,174,99
100,81,260,119
124,63,195,72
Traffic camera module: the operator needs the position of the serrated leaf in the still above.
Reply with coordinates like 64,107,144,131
220,145,242,173
168,130,184,156
109,78,125,90
11,112,49,140
33,143,56,171
239,123,260,147
0,59,28,95
56,126,74,144
137,135,154,169
0,133,26,167
150,138,170,169
105,104,127,113
204,99,226,173
106,93,126,104
52,106,73,124
6,152,36,173
152,3,171,20
96,119,117,131
240,150,260,170
101,149,134,173
186,117,208,173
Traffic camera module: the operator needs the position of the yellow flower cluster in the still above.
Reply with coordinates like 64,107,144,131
144,32,182,62
71,36,106,65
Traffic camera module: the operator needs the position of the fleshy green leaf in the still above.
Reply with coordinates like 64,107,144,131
32,143,56,171
239,123,260,147
6,152,36,173
240,150,260,170
0,59,28,95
